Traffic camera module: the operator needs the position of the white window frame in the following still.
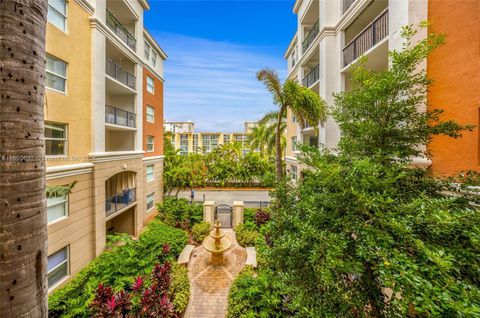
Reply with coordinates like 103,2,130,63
47,246,69,290
47,0,67,32
144,41,150,60
46,54,67,94
291,165,298,181
47,194,68,224
291,136,298,152
152,51,157,67
146,76,154,94
146,105,155,123
45,122,67,157
146,192,155,212
146,136,154,152
146,165,154,182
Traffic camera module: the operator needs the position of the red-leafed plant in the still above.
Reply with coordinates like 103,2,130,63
90,245,175,318
254,209,271,226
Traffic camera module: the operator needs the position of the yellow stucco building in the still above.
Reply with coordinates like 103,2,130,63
45,0,166,292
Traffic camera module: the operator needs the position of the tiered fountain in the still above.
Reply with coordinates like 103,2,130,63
202,219,232,265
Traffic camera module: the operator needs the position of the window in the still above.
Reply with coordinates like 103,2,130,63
47,0,67,31
179,134,189,155
291,136,298,152
48,246,69,289
193,134,199,153
146,193,155,211
292,115,297,123
146,165,154,182
47,195,68,223
146,105,155,123
291,165,298,181
46,54,67,93
146,76,154,94
146,136,154,152
202,134,219,153
223,134,230,144
45,122,67,156
144,41,150,60
152,51,157,67
291,49,296,68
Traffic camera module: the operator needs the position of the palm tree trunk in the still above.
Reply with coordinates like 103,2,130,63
275,106,286,180
0,0,48,317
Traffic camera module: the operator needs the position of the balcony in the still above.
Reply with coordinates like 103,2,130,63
106,9,136,51
343,0,356,13
343,9,389,67
105,105,136,128
106,59,136,90
302,64,319,88
105,188,136,217
302,20,319,53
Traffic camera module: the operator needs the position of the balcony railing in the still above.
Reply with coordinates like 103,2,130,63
106,9,136,50
106,59,136,89
302,20,319,53
343,9,389,67
105,188,136,217
343,0,356,13
105,105,136,128
302,64,319,87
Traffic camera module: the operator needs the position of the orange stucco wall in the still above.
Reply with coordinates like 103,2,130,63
142,68,164,157
427,0,480,176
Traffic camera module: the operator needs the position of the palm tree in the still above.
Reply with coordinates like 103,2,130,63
248,110,286,157
257,69,327,180
0,1,49,316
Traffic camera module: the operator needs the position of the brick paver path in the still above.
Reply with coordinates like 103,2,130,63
184,229,246,318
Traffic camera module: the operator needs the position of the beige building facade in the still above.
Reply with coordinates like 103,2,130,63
45,0,166,292
284,0,427,180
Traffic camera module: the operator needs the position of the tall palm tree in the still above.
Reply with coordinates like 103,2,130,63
0,1,48,316
257,69,327,180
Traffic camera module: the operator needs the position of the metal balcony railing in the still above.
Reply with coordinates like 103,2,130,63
105,188,136,217
343,0,356,13
106,9,136,50
105,105,136,128
302,64,319,87
343,9,389,67
302,20,319,53
106,59,136,89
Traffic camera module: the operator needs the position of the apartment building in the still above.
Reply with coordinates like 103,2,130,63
164,121,250,155
284,0,426,180
426,0,480,176
45,0,166,292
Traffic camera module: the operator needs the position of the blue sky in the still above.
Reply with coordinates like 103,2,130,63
144,0,297,132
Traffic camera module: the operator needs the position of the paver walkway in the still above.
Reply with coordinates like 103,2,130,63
184,229,246,318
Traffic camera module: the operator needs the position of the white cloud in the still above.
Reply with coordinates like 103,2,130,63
150,32,285,132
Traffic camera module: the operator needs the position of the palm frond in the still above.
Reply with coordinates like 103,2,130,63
257,69,283,105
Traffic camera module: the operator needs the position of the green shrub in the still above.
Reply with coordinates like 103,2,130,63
170,263,190,315
227,266,294,318
48,221,188,317
191,221,211,243
269,153,480,316
243,208,256,224
156,197,203,228
234,224,259,247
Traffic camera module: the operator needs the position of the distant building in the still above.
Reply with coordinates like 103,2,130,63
164,121,253,155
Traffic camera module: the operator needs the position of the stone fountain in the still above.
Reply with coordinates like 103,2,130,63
202,219,232,265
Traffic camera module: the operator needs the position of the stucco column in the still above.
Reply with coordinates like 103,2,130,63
233,201,244,227
203,201,215,225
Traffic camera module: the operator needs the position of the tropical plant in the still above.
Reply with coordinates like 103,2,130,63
257,69,327,179
0,1,49,315
234,224,259,247
156,197,203,229
191,222,211,243
48,221,188,317
247,110,286,158
332,23,473,165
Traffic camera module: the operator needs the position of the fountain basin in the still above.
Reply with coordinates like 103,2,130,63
202,220,232,265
